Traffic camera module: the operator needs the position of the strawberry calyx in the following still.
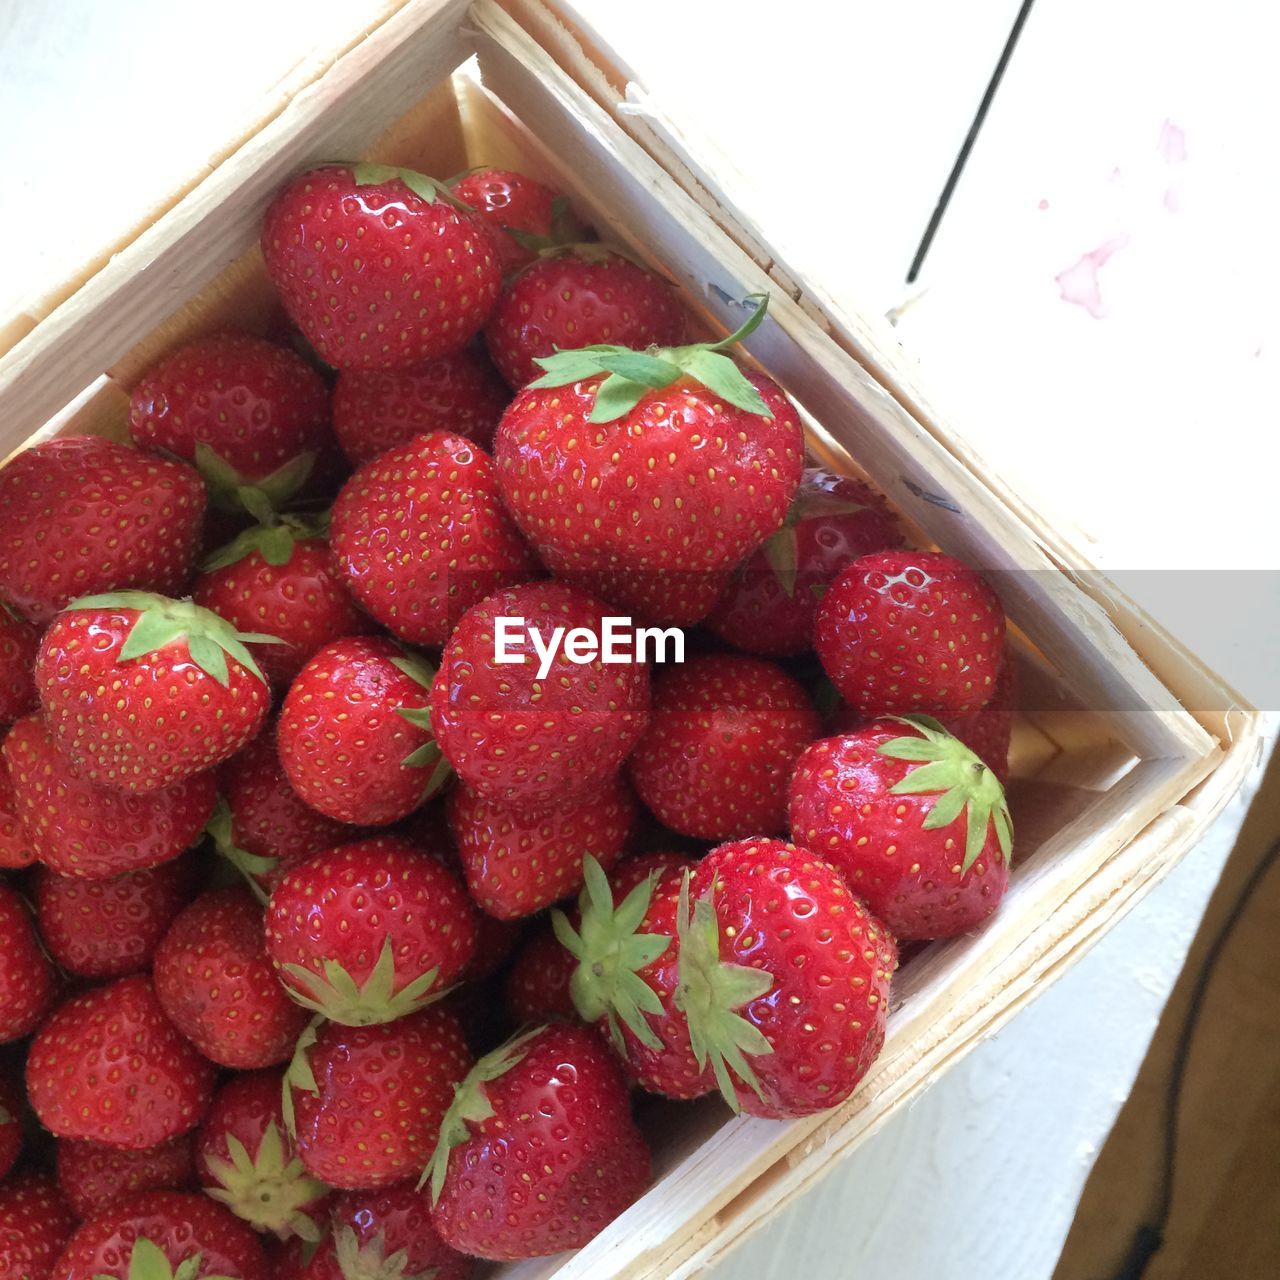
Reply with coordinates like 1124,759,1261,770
195,443,316,523
66,591,282,687
281,1018,322,1138
877,714,1014,871
202,1119,330,1242
420,1025,543,1203
673,870,774,1112
206,798,274,905
352,163,472,214
331,1226,437,1280
551,855,671,1055
93,1238,237,1280
528,292,774,424
280,936,445,1027
499,196,592,258
202,513,330,573
390,656,453,798
759,486,871,598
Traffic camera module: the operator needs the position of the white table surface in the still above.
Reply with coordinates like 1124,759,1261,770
2,2,1274,1276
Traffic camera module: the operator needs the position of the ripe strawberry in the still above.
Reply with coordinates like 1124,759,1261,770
35,593,274,793
788,717,1013,939
266,838,476,1026
505,925,579,1026
450,167,572,274
447,774,635,919
484,247,686,387
0,436,206,625
35,856,195,978
494,299,804,626
194,518,371,685
430,581,650,810
197,1071,330,1242
57,1136,196,1218
128,334,333,516
0,1175,78,1280
53,1191,269,1280
563,564,733,629
154,886,310,1069
2,715,216,878
26,975,216,1148
815,550,1006,718
329,432,536,646
262,165,502,372
0,763,36,869
425,1022,650,1259
0,604,39,723
278,638,450,826
284,1006,471,1191
0,1071,24,1180
629,654,820,841
708,469,906,655
331,346,510,464
0,880,55,1043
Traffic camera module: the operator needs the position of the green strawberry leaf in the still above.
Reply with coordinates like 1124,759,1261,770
94,1238,238,1280
761,526,800,598
281,1017,323,1139
205,798,274,905
194,443,316,520
390,653,437,691
202,514,328,572
353,163,471,213
332,1226,437,1280
281,936,445,1026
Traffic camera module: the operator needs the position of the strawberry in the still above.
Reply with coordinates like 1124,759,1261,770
128,334,333,517
450,167,572,274
26,975,216,1148
153,886,310,1069
0,881,55,1043
788,717,1013,939
708,469,906,655
425,1022,650,1260
265,837,476,1026
277,638,450,826
628,654,820,841
284,1006,472,1191
197,1071,330,1242
35,592,274,794
815,550,1006,718
493,298,804,626
2,715,216,878
484,247,686,388
35,855,195,978
52,1191,269,1279
57,1136,196,1218
504,925,579,1027
331,346,510,464
0,1071,24,1180
193,518,371,686
0,436,206,625
430,581,650,810
0,1175,78,1280
329,432,536,646
446,774,635,919
261,165,502,372
0,604,39,723
0,763,36,869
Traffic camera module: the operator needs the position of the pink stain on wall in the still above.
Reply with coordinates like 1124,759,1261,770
1159,119,1188,164
1055,236,1130,319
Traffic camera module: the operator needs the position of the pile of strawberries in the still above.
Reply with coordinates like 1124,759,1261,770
0,161,1016,1279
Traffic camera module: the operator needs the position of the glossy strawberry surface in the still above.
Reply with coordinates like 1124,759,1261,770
451,167,562,273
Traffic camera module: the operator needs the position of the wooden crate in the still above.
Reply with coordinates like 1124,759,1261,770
0,2,1261,1276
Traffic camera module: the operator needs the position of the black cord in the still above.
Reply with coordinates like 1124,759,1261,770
1107,834,1280,1280
906,0,1039,284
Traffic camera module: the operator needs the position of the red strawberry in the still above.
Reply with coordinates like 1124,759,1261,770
505,925,579,1027
0,437,206,626
447,774,635,919
939,652,1016,784
284,1006,472,1191
708,469,906,655
484,247,686,388
0,1071,24,1180
128,334,333,516
53,1191,268,1280
0,880,55,1042
425,1022,650,1259
462,911,525,985
329,432,536,646
154,886,310,1069
2,715,216,877
57,1136,196,1218
494,299,804,625
26,975,216,1148
194,518,371,685
608,849,700,898
0,762,36,869
629,654,820,841
0,604,39,723
450,167,571,274
331,346,510,464
262,165,502,372
815,550,1006,718
430,581,650,810
266,837,476,1026
35,856,195,978
197,1071,330,1242
278,639,450,826
0,1175,78,1280
35,593,274,793
788,718,1013,939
